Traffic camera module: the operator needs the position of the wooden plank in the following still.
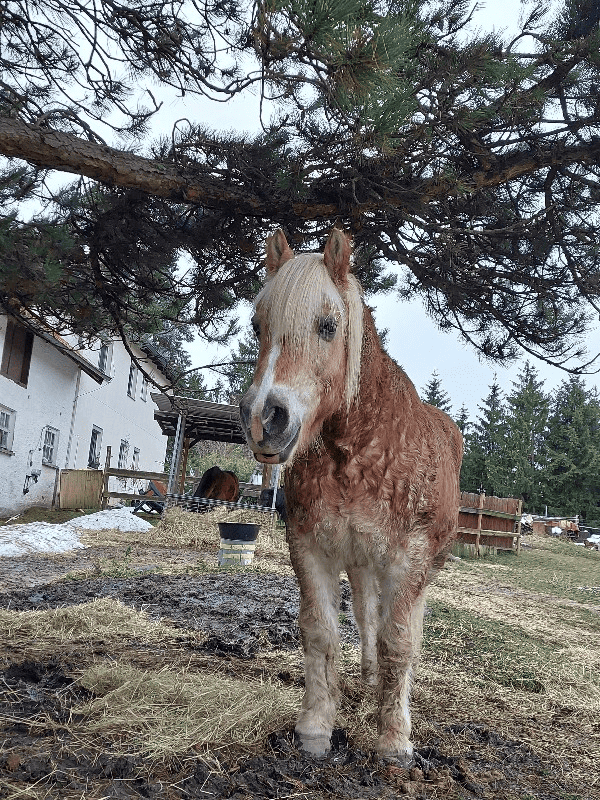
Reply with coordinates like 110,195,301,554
102,491,155,502
105,467,170,481
458,527,517,539
459,507,521,521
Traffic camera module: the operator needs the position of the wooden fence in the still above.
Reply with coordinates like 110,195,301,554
59,469,104,509
455,492,523,557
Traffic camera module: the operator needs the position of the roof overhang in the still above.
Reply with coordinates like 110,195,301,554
151,393,246,445
6,310,105,384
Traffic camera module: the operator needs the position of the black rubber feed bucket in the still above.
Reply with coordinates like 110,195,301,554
217,522,261,566
218,523,260,542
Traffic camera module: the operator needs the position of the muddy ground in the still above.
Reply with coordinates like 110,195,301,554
0,543,595,800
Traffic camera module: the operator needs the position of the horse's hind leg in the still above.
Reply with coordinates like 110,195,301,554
376,578,427,766
346,566,379,685
288,536,340,756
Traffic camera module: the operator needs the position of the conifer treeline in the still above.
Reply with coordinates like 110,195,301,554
422,365,600,525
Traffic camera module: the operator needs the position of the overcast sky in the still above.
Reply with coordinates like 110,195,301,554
180,0,599,418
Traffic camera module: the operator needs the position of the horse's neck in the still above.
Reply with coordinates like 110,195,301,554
323,307,420,446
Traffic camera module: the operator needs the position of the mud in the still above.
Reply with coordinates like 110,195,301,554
0,561,594,799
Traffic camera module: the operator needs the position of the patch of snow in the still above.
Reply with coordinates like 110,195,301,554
69,507,153,533
0,507,153,557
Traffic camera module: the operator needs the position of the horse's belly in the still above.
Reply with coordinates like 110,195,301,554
314,509,392,567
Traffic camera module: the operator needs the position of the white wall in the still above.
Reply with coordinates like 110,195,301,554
0,317,79,516
0,319,169,516
67,338,168,481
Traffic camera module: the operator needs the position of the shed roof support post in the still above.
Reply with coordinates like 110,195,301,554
167,412,186,495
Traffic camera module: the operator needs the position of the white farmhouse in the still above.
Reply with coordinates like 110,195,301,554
0,311,171,516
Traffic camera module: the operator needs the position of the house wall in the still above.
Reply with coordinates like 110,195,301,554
0,317,169,516
68,339,168,482
0,317,79,516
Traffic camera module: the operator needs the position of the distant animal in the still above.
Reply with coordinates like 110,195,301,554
239,228,463,764
192,466,239,510
259,487,288,522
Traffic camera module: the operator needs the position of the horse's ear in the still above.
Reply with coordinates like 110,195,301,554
265,229,294,276
323,228,352,284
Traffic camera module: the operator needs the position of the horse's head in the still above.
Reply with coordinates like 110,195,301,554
239,228,363,464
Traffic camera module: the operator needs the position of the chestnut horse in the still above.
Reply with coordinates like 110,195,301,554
239,229,462,764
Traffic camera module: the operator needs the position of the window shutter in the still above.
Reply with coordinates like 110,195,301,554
1,319,34,386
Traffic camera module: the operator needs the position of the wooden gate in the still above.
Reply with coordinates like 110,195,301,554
59,469,104,509
455,492,523,557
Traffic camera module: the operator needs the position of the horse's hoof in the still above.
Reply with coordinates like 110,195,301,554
376,738,414,767
379,751,414,768
296,733,331,757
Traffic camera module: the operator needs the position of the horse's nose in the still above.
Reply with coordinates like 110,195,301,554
239,395,251,429
261,395,289,439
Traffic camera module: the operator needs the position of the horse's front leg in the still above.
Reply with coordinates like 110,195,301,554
346,565,379,685
376,566,427,766
288,533,341,756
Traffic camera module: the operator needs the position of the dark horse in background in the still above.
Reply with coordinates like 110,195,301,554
192,466,239,510
239,229,462,764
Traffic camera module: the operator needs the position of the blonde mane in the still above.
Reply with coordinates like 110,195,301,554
255,253,364,409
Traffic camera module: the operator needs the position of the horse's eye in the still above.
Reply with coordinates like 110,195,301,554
252,317,260,338
318,315,337,342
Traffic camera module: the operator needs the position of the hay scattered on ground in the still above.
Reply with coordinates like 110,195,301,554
150,506,276,549
0,598,186,648
76,662,302,761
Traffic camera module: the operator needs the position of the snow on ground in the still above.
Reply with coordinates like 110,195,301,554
0,507,153,557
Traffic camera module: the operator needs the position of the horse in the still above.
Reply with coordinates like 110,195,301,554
192,466,239,508
239,228,463,764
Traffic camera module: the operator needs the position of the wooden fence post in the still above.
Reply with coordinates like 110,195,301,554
475,491,485,557
101,445,111,509
515,499,523,554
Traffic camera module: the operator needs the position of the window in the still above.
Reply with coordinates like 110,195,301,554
42,426,59,465
140,375,149,402
0,405,15,452
98,342,111,374
118,439,129,469
132,447,140,471
88,426,103,469
1,318,34,387
127,361,137,398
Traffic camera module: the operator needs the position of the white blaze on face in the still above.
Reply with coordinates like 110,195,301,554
249,342,281,442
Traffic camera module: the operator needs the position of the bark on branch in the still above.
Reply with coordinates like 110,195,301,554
3,115,600,221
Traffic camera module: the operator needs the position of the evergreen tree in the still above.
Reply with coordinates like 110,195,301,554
0,0,600,371
545,377,600,523
454,404,470,435
421,371,452,415
221,329,259,402
503,362,550,512
461,379,507,496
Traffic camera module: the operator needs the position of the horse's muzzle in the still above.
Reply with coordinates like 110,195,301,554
239,392,301,463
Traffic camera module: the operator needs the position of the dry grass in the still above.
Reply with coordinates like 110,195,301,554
0,597,190,648
75,662,302,761
2,530,599,795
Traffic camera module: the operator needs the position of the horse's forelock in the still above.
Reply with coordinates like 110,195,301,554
256,253,363,410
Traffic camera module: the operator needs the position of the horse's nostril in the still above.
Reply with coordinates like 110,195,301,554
239,397,250,427
262,399,289,437
262,407,276,426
